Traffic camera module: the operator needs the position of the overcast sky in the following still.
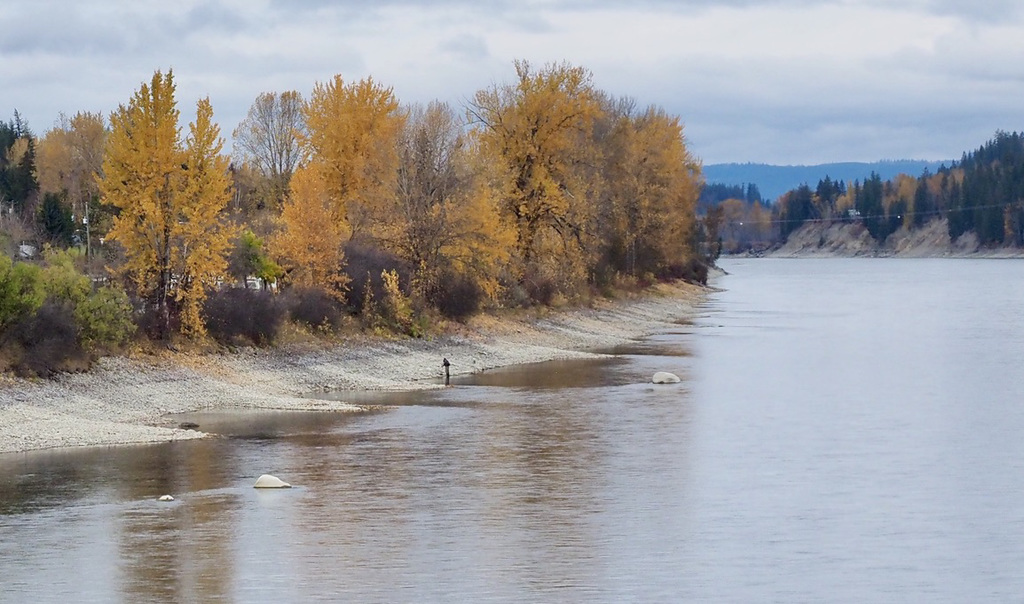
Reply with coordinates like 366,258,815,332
2,0,1021,165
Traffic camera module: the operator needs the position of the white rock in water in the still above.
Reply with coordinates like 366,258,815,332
652,371,681,384
254,474,292,488
158,494,174,502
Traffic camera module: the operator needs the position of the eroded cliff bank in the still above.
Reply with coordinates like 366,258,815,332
769,218,1024,258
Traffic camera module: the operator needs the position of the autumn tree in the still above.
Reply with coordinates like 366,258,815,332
743,201,776,250
270,165,348,298
35,118,74,197
591,94,637,278
232,91,304,210
892,173,917,231
99,70,233,338
386,101,511,302
628,107,700,273
175,98,235,334
36,111,107,254
717,198,748,253
596,99,701,276
388,101,462,274
301,75,405,239
469,60,601,287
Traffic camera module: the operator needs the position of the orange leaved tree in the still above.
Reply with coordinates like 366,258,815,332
98,70,233,338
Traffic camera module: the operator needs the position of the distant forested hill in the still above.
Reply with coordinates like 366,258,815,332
703,160,951,201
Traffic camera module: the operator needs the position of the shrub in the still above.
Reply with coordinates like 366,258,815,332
3,302,85,377
376,269,416,334
282,287,343,331
136,302,177,341
342,241,412,312
40,248,91,306
658,257,709,285
203,288,284,346
522,270,556,306
75,285,136,349
427,270,483,321
0,255,43,330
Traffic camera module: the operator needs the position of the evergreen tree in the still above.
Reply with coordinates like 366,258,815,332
0,114,39,214
857,173,887,241
913,173,933,227
888,197,907,237
745,183,762,204
947,180,968,240
779,184,815,241
945,130,1024,244
38,192,74,247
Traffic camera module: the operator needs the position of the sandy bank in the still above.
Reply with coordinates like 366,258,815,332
0,281,707,454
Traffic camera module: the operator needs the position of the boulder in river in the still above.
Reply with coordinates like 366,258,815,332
254,474,292,488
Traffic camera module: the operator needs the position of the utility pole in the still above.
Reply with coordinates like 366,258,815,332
84,198,91,257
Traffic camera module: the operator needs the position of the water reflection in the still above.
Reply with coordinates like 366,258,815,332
11,259,1024,600
0,303,700,601
116,441,244,602
0,286,700,601
0,440,250,601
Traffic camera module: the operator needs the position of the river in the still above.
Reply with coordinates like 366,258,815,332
1,258,1023,602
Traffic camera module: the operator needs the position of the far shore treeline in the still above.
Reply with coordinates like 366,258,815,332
0,61,711,376
702,131,1024,254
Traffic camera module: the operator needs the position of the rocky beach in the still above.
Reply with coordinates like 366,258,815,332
0,282,707,454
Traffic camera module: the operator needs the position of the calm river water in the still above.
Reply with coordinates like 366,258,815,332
2,258,1024,602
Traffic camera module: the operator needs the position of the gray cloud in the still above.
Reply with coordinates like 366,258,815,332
925,0,1023,22
184,2,251,34
439,34,491,60
0,3,126,56
2,0,1022,165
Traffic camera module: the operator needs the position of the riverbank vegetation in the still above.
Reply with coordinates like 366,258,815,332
0,62,709,376
703,131,1024,255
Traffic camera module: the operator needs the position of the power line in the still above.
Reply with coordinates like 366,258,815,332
711,200,1024,228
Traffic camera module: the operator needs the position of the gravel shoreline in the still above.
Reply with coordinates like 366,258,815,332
0,281,707,454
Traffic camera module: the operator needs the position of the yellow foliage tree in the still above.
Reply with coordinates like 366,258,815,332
37,112,106,196
270,165,348,298
595,97,643,274
98,70,233,338
597,102,701,276
469,60,601,277
36,122,73,197
628,106,702,271
718,198,748,252
301,75,405,239
175,98,234,335
447,146,516,300
387,101,512,300
893,173,918,229
36,112,108,255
